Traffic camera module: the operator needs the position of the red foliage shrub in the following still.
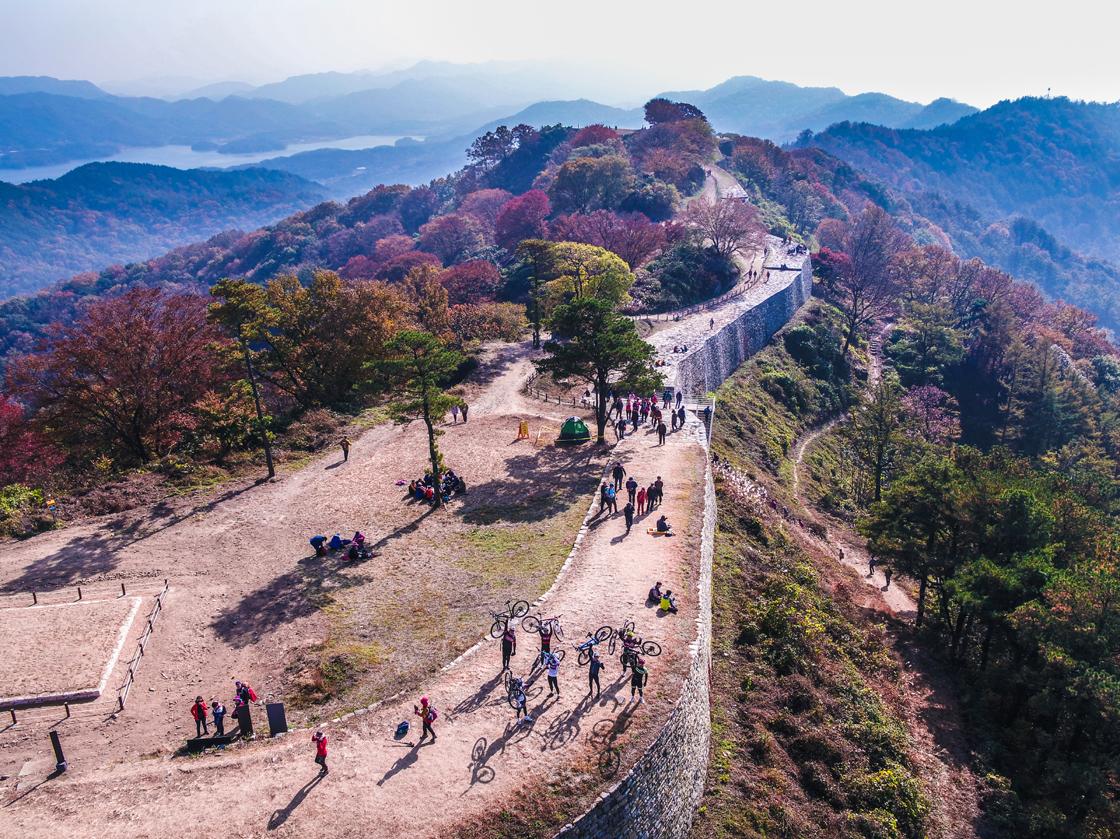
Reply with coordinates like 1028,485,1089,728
440,262,502,305
495,190,551,251
374,251,441,284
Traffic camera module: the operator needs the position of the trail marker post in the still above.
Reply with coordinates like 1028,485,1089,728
50,731,66,772
517,421,530,440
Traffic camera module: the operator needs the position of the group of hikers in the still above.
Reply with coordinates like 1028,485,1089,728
310,531,373,562
612,391,687,442
408,469,466,504
599,463,671,535
189,681,258,739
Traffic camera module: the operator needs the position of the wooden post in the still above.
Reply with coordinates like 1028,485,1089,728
121,583,126,596
65,703,70,719
9,709,15,724
32,591,37,604
77,586,82,601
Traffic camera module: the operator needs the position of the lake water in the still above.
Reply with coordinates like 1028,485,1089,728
0,135,414,184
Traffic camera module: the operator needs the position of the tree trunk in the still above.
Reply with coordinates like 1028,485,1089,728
422,410,443,509
951,607,971,662
594,375,609,443
240,335,275,478
916,575,928,627
980,619,994,671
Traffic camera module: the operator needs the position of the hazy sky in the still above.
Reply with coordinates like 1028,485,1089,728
1,0,1116,107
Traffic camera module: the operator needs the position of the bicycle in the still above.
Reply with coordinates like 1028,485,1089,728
489,599,530,639
505,672,527,709
615,619,661,657
522,612,565,641
574,626,616,666
532,647,565,671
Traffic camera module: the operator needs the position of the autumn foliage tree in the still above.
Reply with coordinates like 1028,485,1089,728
682,196,765,261
495,190,551,250
10,287,223,464
0,396,63,486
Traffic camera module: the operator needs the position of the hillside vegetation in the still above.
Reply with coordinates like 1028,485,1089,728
810,97,1120,263
0,162,325,299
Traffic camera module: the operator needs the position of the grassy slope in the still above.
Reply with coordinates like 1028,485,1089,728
691,305,932,839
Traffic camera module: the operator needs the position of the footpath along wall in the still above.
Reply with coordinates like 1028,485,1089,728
557,254,813,838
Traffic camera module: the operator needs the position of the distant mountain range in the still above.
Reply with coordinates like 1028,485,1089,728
0,66,977,175
0,162,324,299
808,96,1120,263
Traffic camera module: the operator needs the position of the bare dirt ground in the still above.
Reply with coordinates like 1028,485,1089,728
0,340,709,838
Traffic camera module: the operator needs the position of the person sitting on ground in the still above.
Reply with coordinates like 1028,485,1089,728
424,486,435,501
648,581,663,603
656,515,673,534
347,544,359,562
353,531,365,547
660,590,678,614
328,533,346,551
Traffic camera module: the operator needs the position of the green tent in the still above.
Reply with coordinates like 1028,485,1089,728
558,416,591,443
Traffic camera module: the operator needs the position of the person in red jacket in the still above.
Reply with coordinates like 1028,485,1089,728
312,730,328,774
191,696,209,737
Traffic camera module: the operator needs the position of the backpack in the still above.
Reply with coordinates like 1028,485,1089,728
396,721,410,736
428,705,438,721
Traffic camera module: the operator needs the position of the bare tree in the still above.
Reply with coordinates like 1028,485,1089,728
682,196,764,261
835,205,911,354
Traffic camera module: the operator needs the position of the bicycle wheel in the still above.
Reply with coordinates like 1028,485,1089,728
522,615,540,633
619,618,635,638
552,648,566,664
507,688,522,709
607,636,617,656
578,648,591,667
594,625,614,642
641,640,662,657
552,622,565,642
511,600,530,618
490,620,506,640
503,670,515,693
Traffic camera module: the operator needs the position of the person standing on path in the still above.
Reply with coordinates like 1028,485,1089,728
612,461,626,491
191,696,208,737
677,406,686,429
599,483,611,515
630,658,648,704
869,556,877,577
546,653,561,697
654,476,664,506
625,476,638,504
623,501,634,534
212,700,226,737
657,420,667,445
414,697,437,741
451,404,459,423
501,624,517,670
340,437,351,462
676,391,683,408
312,731,328,773
884,567,893,588
513,678,532,725
588,652,603,698
636,486,647,516
461,403,468,423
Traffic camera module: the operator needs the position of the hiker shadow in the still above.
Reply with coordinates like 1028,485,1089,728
267,774,323,830
376,739,435,786
588,709,636,779
325,460,344,470
457,448,604,525
453,673,504,715
610,534,627,545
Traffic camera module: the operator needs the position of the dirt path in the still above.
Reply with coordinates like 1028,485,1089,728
783,324,982,838
0,367,708,837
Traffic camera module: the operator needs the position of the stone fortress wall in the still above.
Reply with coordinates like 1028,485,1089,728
557,252,813,838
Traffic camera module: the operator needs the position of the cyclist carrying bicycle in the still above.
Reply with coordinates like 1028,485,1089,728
620,631,640,674
537,623,554,664
501,624,517,670
511,675,532,725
